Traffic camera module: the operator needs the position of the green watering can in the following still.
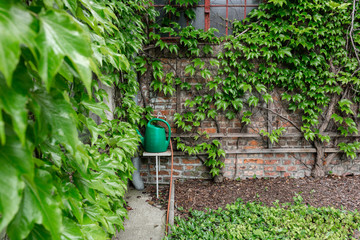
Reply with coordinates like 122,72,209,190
137,118,171,153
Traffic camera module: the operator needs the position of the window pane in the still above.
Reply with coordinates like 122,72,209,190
190,7,205,30
228,7,244,20
178,12,187,28
246,6,259,15
247,0,261,4
154,0,168,5
210,0,227,4
228,7,244,35
210,7,226,36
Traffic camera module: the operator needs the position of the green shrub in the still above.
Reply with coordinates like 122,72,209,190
166,196,360,239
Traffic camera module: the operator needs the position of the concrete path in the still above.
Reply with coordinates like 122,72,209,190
114,188,166,240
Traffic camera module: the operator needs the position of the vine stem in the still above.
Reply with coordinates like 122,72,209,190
257,106,302,132
350,0,360,76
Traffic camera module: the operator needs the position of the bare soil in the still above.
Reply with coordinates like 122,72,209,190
145,175,360,218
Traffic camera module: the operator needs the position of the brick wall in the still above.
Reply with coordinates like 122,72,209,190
137,45,360,183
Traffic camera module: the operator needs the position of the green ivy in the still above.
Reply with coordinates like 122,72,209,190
142,0,360,177
0,0,155,239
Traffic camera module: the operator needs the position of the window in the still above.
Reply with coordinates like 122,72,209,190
153,0,261,37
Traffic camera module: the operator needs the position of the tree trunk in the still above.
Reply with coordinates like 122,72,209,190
311,141,326,177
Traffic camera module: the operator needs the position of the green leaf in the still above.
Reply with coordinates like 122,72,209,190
0,2,35,85
0,132,33,234
81,99,110,122
24,169,62,240
226,111,236,120
31,90,80,154
7,186,42,240
0,74,28,144
36,10,92,92
62,217,83,240
248,96,259,107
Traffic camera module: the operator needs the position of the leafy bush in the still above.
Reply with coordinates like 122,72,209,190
166,196,360,239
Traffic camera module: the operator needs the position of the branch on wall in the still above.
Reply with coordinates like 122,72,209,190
258,106,302,132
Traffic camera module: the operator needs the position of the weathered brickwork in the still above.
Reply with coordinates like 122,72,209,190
138,47,360,183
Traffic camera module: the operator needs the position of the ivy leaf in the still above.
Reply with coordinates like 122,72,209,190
207,109,217,119
36,10,93,92
268,0,287,7
248,96,259,107
231,98,243,111
24,169,62,240
226,111,236,120
215,99,229,111
0,2,35,85
0,73,28,145
7,186,42,240
31,90,80,154
81,99,110,122
185,65,195,76
278,47,292,58
0,133,33,234
200,69,212,80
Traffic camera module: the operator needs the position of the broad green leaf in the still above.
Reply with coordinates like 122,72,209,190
0,109,4,145
0,2,35,85
25,169,62,240
7,186,42,240
36,10,92,92
85,117,106,144
31,90,79,154
0,72,28,144
26,224,52,240
62,217,83,240
81,99,111,122
0,132,33,233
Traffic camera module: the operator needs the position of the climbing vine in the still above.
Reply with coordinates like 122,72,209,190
139,0,360,178
0,0,155,239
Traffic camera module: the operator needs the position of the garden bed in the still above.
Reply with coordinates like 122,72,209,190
146,175,360,218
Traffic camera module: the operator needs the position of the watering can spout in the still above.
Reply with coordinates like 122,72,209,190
136,129,144,145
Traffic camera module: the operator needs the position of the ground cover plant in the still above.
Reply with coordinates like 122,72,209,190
165,196,360,239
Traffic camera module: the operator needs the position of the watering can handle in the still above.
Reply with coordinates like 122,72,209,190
148,118,171,144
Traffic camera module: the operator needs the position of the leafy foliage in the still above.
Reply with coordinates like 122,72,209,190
141,0,360,177
166,196,360,239
0,0,154,239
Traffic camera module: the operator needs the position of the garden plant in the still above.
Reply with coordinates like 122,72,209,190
0,0,360,239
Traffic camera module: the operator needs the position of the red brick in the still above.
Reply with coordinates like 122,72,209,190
283,160,291,165
140,172,148,176
264,166,274,171
150,171,169,175
205,128,217,134
265,172,278,176
186,165,194,170
172,171,180,176
172,165,183,170
276,166,286,171
182,159,201,164
276,153,285,158
244,146,257,149
265,160,278,165
249,140,260,146
284,172,291,177
287,166,297,171
244,158,263,164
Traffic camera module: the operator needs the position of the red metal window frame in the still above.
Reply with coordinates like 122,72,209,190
153,0,260,37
